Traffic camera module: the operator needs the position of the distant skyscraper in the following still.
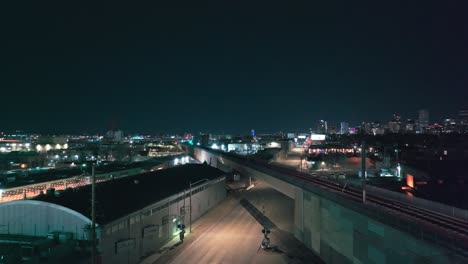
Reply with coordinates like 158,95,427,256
361,122,371,134
459,109,468,125
388,113,402,133
388,121,400,133
459,108,468,133
405,119,415,133
106,130,124,142
418,109,429,133
443,118,456,133
370,121,384,135
340,122,349,135
317,120,328,134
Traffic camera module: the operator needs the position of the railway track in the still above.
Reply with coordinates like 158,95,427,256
245,159,468,250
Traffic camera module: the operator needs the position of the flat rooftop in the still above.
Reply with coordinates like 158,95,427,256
34,163,225,224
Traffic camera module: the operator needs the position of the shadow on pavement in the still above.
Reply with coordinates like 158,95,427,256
241,198,325,264
240,198,277,229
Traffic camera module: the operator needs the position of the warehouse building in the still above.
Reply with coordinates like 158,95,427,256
0,163,226,263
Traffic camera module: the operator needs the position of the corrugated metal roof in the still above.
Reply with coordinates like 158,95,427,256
34,163,224,224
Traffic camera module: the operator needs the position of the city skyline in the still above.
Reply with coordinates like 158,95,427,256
2,2,468,263
1,2,467,134
1,107,466,135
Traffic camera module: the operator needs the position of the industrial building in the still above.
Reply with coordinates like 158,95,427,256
0,164,226,263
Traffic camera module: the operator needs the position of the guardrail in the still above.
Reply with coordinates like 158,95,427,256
337,178,468,223
188,145,468,223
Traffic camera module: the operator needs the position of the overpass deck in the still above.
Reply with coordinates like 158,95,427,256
195,147,468,259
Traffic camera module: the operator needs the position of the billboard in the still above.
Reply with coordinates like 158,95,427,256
311,134,326,141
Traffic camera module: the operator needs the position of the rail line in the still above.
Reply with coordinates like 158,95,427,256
229,156,468,256
256,160,468,235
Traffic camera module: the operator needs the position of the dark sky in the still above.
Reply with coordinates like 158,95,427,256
1,1,467,134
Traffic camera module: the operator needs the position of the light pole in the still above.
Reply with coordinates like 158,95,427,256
189,179,209,234
361,141,366,204
91,163,96,264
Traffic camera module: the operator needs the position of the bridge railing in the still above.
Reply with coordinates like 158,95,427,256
337,178,468,223
189,145,468,223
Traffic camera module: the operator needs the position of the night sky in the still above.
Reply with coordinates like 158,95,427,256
1,1,467,134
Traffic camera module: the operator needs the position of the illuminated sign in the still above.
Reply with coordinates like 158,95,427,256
311,134,326,140
406,174,414,188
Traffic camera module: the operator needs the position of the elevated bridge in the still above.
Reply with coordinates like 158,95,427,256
183,145,468,264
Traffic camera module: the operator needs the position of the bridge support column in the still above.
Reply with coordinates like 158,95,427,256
294,187,304,242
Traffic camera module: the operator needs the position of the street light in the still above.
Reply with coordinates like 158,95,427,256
361,141,366,204
189,178,209,233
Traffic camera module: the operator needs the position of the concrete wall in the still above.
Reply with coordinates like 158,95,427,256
191,147,295,198
100,177,226,264
295,187,464,264
187,146,466,264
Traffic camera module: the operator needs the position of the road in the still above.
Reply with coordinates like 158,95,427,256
168,195,288,264
160,180,321,264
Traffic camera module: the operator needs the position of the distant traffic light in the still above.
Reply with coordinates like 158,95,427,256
177,224,186,230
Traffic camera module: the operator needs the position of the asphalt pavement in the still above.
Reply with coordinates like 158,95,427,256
145,179,322,264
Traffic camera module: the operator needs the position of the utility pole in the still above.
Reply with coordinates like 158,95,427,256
189,181,192,234
91,163,96,264
361,141,366,204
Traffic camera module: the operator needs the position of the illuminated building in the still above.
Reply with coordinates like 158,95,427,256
388,121,400,133
105,130,124,143
35,136,68,152
405,119,416,133
316,120,328,134
418,109,429,133
443,118,456,133
361,122,371,134
388,113,402,134
340,122,349,135
459,108,468,133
